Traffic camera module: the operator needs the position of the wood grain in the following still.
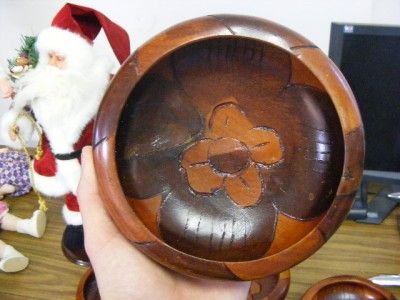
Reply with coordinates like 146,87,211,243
0,193,85,300
289,206,400,300
0,192,398,299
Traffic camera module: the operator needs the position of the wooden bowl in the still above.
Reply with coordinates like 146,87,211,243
76,268,100,300
301,275,396,300
93,15,364,280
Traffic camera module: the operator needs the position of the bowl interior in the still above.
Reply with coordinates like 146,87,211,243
115,36,344,262
302,276,396,300
317,282,389,299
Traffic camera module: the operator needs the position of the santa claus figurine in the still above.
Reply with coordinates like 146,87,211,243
1,3,130,266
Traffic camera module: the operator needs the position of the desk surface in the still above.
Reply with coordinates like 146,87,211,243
0,193,399,299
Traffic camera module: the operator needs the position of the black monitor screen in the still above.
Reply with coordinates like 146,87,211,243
329,24,400,172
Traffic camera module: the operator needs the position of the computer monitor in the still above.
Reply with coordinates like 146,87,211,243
328,22,400,223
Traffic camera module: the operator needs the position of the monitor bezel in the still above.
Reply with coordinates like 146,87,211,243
328,22,400,222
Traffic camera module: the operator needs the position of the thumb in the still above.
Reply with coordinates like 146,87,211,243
78,146,99,198
77,146,121,254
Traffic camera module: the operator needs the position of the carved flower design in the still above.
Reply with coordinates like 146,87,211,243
181,102,283,207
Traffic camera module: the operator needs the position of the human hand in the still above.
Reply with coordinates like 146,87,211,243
0,77,13,99
77,146,250,300
8,126,18,141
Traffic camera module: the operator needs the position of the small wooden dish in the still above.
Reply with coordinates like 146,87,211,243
301,275,396,300
93,15,364,280
76,268,100,300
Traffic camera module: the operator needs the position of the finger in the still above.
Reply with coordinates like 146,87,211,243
77,146,120,252
5,89,13,98
8,128,16,141
78,146,100,197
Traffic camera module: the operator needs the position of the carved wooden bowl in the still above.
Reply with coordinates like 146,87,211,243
93,15,364,280
301,275,396,300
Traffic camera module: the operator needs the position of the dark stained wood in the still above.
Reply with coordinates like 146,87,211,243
93,15,364,280
76,268,99,300
0,193,86,300
157,186,277,263
0,192,399,299
301,275,396,300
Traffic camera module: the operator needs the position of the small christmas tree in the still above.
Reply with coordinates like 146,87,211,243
7,35,38,80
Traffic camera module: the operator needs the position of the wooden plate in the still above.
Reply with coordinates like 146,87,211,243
301,275,396,300
93,15,364,280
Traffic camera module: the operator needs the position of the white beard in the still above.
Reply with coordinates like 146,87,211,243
13,59,111,153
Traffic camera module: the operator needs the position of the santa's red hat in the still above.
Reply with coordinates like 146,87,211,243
35,3,130,69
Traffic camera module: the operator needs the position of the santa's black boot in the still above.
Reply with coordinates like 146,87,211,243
62,224,90,267
61,204,89,266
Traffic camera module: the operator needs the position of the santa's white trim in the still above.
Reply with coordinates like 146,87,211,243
62,204,82,226
31,167,69,197
0,109,34,149
56,159,81,195
36,27,94,74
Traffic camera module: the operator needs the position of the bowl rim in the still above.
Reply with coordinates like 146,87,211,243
93,14,364,280
301,275,396,299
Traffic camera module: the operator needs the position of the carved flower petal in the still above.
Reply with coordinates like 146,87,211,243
186,164,224,194
224,164,262,207
245,128,283,165
208,103,253,141
181,139,212,169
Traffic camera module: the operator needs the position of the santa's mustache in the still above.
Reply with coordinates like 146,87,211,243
20,63,87,89
13,63,90,110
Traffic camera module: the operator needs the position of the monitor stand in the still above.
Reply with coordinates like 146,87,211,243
347,170,400,224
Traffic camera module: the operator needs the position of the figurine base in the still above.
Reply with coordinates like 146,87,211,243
62,225,90,267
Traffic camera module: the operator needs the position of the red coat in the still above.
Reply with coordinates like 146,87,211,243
33,121,94,212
